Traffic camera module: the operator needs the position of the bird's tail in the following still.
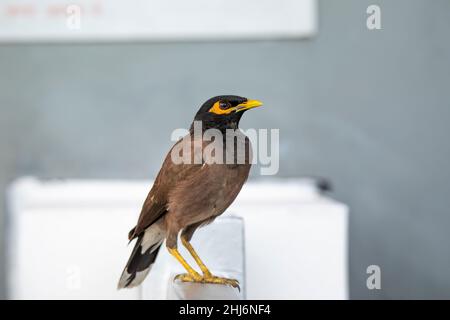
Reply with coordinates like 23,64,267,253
118,218,165,289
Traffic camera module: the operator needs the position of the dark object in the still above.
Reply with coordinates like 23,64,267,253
311,176,333,193
118,95,262,289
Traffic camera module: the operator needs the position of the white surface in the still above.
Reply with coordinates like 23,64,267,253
7,180,142,300
7,177,348,300
0,0,317,42
230,200,348,299
143,216,245,299
168,280,240,300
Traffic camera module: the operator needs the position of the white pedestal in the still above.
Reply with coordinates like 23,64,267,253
142,216,245,300
7,178,348,300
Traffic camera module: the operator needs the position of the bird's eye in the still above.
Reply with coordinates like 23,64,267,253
219,102,228,110
209,100,234,115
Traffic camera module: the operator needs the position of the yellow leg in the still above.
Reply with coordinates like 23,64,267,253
181,237,213,277
179,237,240,289
167,247,202,281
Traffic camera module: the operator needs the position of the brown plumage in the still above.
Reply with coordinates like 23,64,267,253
118,95,262,289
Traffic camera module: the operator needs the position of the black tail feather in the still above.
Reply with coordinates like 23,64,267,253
118,231,163,289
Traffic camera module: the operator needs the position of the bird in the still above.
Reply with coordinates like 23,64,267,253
118,95,263,289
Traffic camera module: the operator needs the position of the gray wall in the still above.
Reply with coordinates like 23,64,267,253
1,0,450,299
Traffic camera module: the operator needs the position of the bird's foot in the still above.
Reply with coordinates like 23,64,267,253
174,273,240,290
174,272,203,283
203,275,240,290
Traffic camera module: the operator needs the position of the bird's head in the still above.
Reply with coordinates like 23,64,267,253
192,95,263,131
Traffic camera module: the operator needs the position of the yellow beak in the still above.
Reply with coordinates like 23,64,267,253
235,99,263,112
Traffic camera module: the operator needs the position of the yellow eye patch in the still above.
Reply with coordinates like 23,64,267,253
209,101,234,115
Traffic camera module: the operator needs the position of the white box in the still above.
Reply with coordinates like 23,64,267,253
7,178,348,300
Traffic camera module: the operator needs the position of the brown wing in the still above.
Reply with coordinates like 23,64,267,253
128,135,204,240
166,161,251,230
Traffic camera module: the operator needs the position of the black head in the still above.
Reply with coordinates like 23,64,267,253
192,95,263,131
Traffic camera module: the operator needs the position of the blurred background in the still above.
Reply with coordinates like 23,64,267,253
1,0,450,299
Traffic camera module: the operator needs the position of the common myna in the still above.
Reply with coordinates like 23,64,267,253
118,95,262,289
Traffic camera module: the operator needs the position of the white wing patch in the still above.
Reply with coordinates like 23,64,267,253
141,216,166,254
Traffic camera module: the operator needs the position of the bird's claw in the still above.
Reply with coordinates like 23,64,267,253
174,273,240,291
205,276,240,291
